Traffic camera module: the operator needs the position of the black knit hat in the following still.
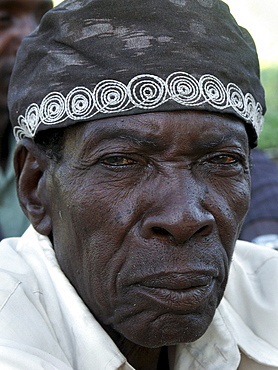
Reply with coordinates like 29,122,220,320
8,0,265,145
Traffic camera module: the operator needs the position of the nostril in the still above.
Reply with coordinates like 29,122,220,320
197,225,212,236
199,226,207,233
152,226,170,236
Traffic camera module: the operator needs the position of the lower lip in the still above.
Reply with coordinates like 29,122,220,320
135,279,216,311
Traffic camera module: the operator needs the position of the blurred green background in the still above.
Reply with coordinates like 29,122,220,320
260,68,278,150
226,0,278,153
53,0,278,151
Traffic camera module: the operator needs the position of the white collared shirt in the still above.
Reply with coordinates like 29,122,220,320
0,226,277,369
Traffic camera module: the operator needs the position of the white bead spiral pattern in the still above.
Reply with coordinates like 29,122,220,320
254,102,264,133
245,93,256,119
94,80,130,113
66,87,94,120
13,72,264,142
227,83,245,116
127,75,167,109
25,103,40,135
200,74,227,108
167,72,203,105
40,92,66,124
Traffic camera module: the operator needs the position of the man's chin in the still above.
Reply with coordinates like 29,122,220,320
111,309,217,349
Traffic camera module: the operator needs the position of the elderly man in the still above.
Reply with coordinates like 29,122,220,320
0,0,53,239
1,0,278,368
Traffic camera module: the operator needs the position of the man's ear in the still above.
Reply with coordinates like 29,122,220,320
14,138,52,236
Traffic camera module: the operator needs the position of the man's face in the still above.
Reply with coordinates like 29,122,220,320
45,111,250,347
0,0,52,110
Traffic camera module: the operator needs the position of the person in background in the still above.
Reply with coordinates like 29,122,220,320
240,148,278,249
0,0,53,240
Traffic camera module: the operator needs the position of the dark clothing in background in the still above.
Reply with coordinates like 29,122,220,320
240,148,278,242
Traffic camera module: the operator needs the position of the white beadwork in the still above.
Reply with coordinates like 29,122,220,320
200,75,227,108
94,80,129,113
66,87,94,120
227,83,245,116
167,72,202,105
40,92,66,124
127,74,167,109
25,103,40,135
13,71,263,141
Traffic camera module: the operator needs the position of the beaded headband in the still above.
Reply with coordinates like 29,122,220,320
13,71,263,142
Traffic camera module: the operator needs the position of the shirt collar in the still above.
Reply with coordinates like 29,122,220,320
170,304,241,370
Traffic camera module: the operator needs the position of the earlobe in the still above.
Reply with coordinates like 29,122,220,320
14,139,52,236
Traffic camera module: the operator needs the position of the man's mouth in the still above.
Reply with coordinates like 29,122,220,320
134,272,217,310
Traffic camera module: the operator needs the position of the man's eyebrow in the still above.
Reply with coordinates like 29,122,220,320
197,136,227,149
118,134,160,148
197,133,246,150
83,127,163,150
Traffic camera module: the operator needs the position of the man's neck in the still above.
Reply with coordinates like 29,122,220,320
103,326,170,370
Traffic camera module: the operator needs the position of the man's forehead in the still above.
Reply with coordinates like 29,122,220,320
68,111,248,152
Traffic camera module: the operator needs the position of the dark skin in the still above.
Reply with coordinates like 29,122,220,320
0,0,52,170
15,111,251,369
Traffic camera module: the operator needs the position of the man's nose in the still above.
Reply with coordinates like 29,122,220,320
8,15,38,55
140,176,215,245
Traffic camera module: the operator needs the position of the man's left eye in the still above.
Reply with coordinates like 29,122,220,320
101,156,137,166
209,155,240,165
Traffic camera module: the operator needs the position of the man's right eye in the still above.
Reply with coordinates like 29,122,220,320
101,155,137,166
